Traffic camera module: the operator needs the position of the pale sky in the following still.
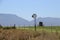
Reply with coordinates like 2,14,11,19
0,0,60,21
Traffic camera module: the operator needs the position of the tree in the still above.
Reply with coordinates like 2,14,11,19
39,22,43,26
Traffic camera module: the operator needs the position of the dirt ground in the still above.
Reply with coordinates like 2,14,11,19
0,29,60,40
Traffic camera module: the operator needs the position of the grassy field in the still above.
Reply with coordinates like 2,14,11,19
17,26,60,32
0,26,60,40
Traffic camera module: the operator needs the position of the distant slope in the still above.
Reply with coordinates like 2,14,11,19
0,14,60,26
30,17,60,26
0,14,30,26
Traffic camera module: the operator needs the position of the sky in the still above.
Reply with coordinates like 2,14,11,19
0,0,60,21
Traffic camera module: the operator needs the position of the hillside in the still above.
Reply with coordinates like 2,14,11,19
0,14,30,26
30,17,60,26
0,14,60,26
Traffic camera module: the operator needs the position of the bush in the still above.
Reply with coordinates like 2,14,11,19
3,27,11,29
12,24,16,29
0,24,3,29
3,24,16,29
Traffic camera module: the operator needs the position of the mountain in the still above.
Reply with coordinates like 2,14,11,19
0,14,60,26
30,17,60,26
0,14,30,26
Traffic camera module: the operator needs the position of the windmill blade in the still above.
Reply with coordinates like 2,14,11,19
32,14,37,18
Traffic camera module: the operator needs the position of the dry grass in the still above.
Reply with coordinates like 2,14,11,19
0,29,60,40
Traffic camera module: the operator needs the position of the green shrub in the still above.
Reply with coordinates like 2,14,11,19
0,24,3,29
12,24,16,29
3,27,11,29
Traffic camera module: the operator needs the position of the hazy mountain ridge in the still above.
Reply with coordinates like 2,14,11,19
30,17,60,26
0,14,30,26
0,14,60,26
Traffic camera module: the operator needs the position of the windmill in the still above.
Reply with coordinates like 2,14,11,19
32,14,37,31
